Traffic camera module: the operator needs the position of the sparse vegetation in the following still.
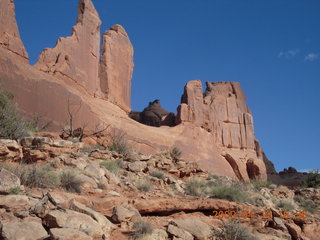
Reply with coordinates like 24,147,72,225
0,81,32,139
132,221,153,239
186,177,252,202
208,185,251,203
136,178,152,192
108,131,131,157
150,170,165,180
302,170,320,188
251,180,276,191
8,187,21,195
4,164,60,189
216,220,258,240
170,146,182,160
185,178,207,197
277,199,295,210
294,196,318,214
60,170,83,193
100,159,123,174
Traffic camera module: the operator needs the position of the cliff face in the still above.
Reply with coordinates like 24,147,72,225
0,0,274,180
0,0,28,62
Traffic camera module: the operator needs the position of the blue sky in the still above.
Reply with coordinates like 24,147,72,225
14,0,320,172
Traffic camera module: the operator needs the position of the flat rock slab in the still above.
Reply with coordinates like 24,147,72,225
0,221,48,240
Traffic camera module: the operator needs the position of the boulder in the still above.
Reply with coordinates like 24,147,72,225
69,199,116,231
111,205,141,223
167,224,194,240
170,219,212,240
0,221,48,240
128,161,147,172
0,139,22,161
50,228,93,240
43,209,106,239
0,168,20,193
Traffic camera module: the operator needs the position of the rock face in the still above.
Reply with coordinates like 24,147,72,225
99,24,134,112
0,0,28,62
35,0,102,96
176,80,271,180
129,99,176,127
0,0,275,180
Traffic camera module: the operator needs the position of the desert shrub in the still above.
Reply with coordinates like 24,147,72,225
97,181,106,190
136,179,152,192
217,220,258,240
0,82,31,139
100,159,123,174
170,147,182,160
185,178,207,197
60,170,83,193
108,131,131,157
277,199,295,210
294,196,317,214
8,187,21,195
150,170,165,180
208,185,251,203
9,164,60,188
251,180,275,191
303,170,320,188
132,221,153,239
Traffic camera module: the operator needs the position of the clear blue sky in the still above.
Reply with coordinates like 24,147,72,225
14,0,320,172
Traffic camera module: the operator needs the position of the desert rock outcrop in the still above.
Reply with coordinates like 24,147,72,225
100,24,134,112
0,0,28,62
35,0,102,96
0,0,275,181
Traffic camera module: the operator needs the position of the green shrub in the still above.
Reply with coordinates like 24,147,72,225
132,221,153,239
97,181,106,190
8,187,21,195
108,132,131,157
170,147,182,160
303,170,320,188
0,82,31,140
136,179,152,192
294,196,317,214
277,199,295,210
185,178,207,197
60,170,83,193
150,170,165,180
208,185,251,203
217,220,258,240
100,159,123,174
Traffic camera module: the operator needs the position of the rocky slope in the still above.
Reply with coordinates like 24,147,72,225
0,0,274,181
0,137,319,240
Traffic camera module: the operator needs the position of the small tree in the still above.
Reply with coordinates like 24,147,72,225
0,81,30,139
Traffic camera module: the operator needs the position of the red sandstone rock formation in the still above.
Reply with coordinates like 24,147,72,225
99,25,134,113
0,0,28,62
0,0,275,181
35,0,102,96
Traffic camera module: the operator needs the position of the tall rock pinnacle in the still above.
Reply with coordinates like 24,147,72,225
99,24,134,113
36,0,102,96
0,0,28,62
